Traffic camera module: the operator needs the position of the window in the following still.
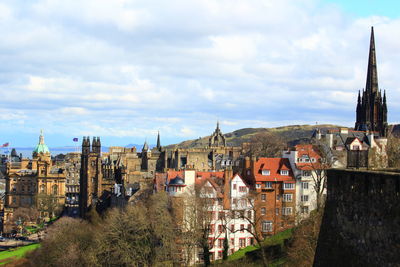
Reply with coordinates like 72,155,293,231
239,238,246,248
282,207,293,215
218,239,224,248
40,184,46,194
261,194,266,201
261,170,270,176
233,184,237,190
230,224,234,232
301,206,309,214
218,225,223,234
231,238,235,246
21,186,25,192
262,221,273,232
301,195,309,202
210,224,215,235
265,182,272,188
302,182,309,189
249,237,254,245
280,170,289,175
302,170,311,177
218,212,224,220
283,194,293,202
247,224,251,231
276,195,280,201
207,239,214,250
12,197,16,204
232,198,237,205
261,207,266,215
256,184,261,189
218,251,223,259
52,185,58,195
12,186,16,193
283,183,295,190
240,224,245,232
247,210,252,219
239,186,247,192
275,208,279,215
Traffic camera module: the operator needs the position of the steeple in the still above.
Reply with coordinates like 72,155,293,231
365,26,378,94
142,140,149,152
156,131,161,150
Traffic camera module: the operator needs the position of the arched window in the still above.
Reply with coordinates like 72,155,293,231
52,185,58,195
40,184,46,194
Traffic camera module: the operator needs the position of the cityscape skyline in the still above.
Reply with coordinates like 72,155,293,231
1,0,400,147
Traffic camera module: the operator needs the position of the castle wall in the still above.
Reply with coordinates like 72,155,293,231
314,169,400,266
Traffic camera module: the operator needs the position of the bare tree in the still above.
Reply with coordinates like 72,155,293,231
386,134,400,168
248,132,286,158
36,193,63,220
300,145,329,211
230,192,269,267
180,185,230,266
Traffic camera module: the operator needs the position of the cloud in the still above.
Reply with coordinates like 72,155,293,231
0,0,399,146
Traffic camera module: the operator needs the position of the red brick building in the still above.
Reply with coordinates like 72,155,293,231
243,157,296,236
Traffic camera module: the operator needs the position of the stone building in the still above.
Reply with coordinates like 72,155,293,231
79,124,244,217
64,152,80,216
3,131,66,233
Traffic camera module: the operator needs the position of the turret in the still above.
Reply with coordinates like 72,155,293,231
82,137,90,155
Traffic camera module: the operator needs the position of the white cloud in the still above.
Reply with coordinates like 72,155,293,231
0,0,399,146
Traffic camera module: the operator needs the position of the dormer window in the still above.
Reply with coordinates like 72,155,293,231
261,170,270,176
280,170,289,176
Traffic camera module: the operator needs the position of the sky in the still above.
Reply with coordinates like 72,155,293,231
0,0,400,148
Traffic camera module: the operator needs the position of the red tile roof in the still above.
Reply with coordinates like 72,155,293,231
254,158,294,182
294,144,322,170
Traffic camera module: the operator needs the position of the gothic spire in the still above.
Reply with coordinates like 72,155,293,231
365,26,378,94
156,131,161,149
357,90,361,103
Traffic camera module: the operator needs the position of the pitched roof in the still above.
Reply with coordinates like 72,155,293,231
254,158,294,182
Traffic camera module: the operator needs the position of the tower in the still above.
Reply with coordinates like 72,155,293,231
79,136,102,218
209,121,227,147
355,27,388,137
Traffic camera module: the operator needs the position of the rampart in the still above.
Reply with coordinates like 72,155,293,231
314,169,400,266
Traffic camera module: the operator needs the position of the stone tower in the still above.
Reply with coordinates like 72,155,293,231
79,136,102,218
355,27,388,137
209,121,227,147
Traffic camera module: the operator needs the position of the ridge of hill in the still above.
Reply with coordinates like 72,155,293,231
165,124,344,149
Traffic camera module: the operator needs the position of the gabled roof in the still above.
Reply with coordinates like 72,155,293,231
254,158,294,182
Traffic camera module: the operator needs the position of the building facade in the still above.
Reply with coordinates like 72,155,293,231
242,157,296,236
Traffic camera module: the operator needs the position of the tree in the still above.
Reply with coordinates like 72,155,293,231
386,134,400,168
230,191,269,267
299,144,329,211
285,209,323,267
247,132,286,158
36,193,63,219
179,185,230,266
11,207,40,235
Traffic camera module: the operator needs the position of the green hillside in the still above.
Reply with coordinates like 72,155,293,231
166,124,343,149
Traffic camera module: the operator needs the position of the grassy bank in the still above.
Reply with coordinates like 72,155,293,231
0,243,40,265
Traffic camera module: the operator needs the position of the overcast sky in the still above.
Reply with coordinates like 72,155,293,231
1,0,400,148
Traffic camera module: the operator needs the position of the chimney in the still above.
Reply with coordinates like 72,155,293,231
223,167,233,209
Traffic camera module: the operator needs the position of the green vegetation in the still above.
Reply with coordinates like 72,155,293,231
0,243,40,265
225,228,293,265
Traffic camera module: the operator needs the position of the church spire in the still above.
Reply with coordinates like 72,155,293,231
156,131,161,149
365,26,378,94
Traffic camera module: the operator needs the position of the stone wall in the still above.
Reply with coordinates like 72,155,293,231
314,169,400,267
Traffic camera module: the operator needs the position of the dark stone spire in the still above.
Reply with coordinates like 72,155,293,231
355,27,388,137
156,131,161,150
365,26,378,94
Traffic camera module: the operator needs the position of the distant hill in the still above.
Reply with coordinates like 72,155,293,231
165,124,344,149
